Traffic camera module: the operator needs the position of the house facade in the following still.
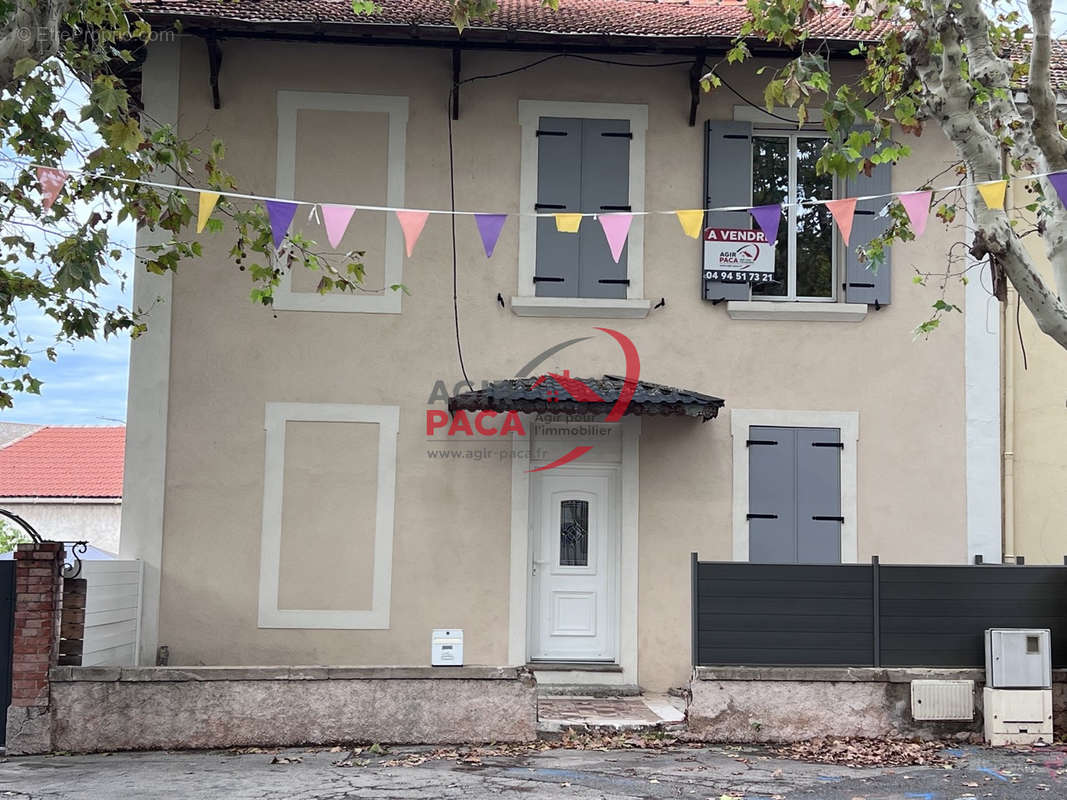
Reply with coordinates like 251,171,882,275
122,0,1000,692
0,426,124,556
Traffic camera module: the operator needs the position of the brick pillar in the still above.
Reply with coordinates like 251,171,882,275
5,541,64,754
59,578,86,667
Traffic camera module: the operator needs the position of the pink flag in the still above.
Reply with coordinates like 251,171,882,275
37,167,69,211
474,213,507,258
825,198,858,246
396,210,429,257
899,191,933,237
748,204,782,246
321,204,356,249
598,213,633,263
265,200,299,250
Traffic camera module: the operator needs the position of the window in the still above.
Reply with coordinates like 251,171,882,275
750,133,836,301
704,115,892,316
559,499,589,567
746,425,842,563
515,101,650,318
730,409,859,564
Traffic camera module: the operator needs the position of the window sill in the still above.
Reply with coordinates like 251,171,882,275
726,300,868,322
510,296,652,319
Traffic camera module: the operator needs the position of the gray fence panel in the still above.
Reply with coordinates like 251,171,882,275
694,562,874,666
693,559,1067,668
879,565,1067,667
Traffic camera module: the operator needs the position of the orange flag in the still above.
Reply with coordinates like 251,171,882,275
825,198,858,246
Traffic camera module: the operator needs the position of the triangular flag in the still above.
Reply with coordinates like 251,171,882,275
899,191,932,237
196,191,220,234
977,180,1007,211
265,200,299,249
676,209,704,239
748,204,782,245
396,210,429,257
599,213,633,263
1048,172,1067,208
474,213,507,258
321,204,356,249
554,213,582,233
825,198,857,246
36,167,68,211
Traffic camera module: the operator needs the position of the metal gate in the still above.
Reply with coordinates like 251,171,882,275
0,560,14,745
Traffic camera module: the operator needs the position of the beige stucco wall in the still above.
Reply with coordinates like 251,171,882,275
1010,199,1067,564
0,501,120,555
152,38,968,691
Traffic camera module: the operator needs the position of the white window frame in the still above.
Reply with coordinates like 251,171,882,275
514,100,651,319
730,409,859,564
750,129,839,303
727,106,868,322
273,91,408,314
258,402,399,629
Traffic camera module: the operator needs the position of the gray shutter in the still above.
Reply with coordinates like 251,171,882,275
703,120,753,302
844,159,892,306
747,426,797,563
534,117,582,297
795,428,842,564
579,118,630,299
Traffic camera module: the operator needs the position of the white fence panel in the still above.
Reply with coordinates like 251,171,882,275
80,560,143,666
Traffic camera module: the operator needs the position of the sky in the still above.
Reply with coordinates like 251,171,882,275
1,76,134,428
3,4,1067,428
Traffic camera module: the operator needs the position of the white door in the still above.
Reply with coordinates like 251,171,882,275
529,468,618,662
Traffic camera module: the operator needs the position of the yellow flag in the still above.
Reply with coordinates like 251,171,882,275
675,209,704,239
197,191,220,233
554,213,582,233
977,180,1007,211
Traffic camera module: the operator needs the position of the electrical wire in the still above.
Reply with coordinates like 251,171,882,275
447,86,475,393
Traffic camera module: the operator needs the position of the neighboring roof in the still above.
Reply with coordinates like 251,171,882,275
131,0,892,46
449,374,724,420
0,427,125,499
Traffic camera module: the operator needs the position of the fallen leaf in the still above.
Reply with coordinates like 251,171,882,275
270,756,302,765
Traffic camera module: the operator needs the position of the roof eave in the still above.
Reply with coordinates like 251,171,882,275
139,13,879,56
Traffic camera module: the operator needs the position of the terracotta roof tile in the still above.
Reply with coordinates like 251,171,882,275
131,0,893,42
0,427,125,499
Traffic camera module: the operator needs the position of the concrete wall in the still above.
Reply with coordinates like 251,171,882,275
136,37,970,691
0,501,120,555
49,666,537,752
688,666,1067,742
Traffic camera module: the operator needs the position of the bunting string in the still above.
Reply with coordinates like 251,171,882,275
17,159,1067,219
16,157,1067,259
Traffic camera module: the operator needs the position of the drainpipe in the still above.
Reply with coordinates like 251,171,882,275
1001,287,1017,562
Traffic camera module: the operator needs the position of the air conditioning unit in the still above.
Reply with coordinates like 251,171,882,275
983,628,1054,746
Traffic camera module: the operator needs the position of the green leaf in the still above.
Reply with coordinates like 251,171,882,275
13,58,37,79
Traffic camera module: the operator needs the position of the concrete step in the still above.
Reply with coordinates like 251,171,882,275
536,693,686,736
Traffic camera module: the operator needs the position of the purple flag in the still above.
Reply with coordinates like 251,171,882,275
474,213,507,258
1048,172,1067,208
266,200,299,249
749,204,782,245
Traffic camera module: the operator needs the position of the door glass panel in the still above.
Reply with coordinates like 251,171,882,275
559,499,589,567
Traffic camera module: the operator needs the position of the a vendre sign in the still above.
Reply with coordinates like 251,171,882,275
701,227,776,291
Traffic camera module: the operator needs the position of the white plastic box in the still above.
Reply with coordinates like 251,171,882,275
983,687,1053,746
431,629,463,666
985,628,1052,688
